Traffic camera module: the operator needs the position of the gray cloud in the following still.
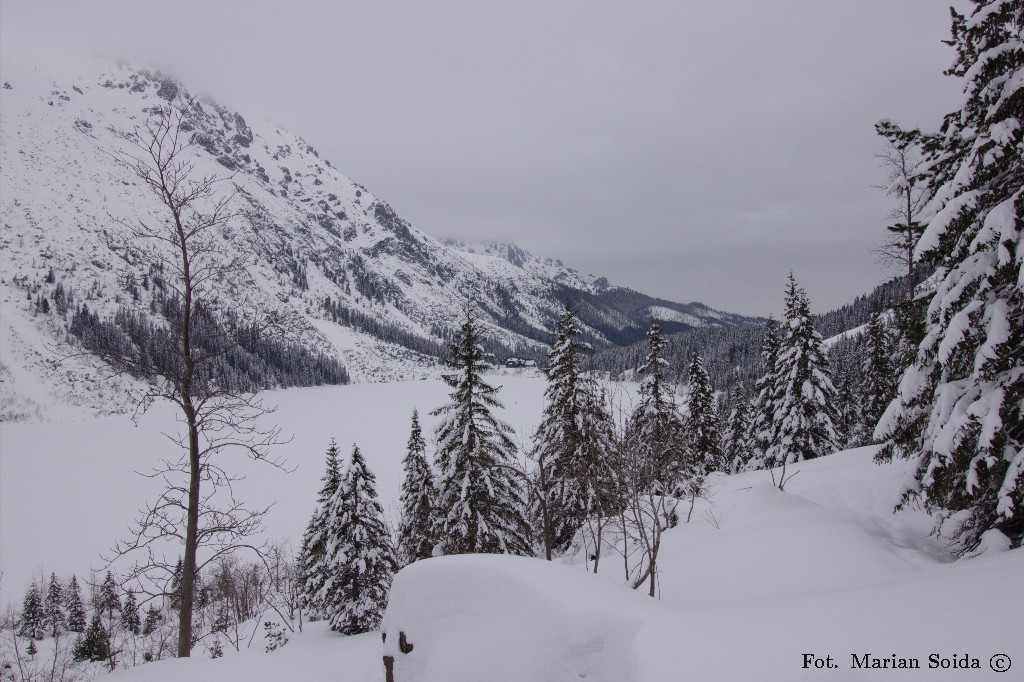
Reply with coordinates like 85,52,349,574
0,0,966,316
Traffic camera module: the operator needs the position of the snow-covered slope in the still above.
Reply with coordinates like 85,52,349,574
0,52,754,418
3,376,1019,681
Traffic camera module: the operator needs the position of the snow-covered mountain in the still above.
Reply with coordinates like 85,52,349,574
0,53,752,415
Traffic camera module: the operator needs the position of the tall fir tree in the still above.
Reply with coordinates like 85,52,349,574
397,410,437,564
432,308,532,556
857,313,896,445
532,303,614,556
723,383,753,474
322,444,399,635
575,381,619,522
686,351,723,473
43,573,65,638
628,319,688,490
121,591,142,636
832,353,861,447
169,558,183,611
19,583,44,640
299,438,343,620
747,318,783,471
97,571,121,630
767,274,839,466
64,575,87,634
142,605,161,637
876,0,1024,552
73,614,110,663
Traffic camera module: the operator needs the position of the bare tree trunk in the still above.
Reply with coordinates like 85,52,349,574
178,408,201,657
906,190,915,302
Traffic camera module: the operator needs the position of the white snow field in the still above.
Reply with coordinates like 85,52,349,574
2,378,1021,681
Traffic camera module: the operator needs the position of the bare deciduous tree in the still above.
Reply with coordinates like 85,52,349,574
873,120,929,302
85,103,289,658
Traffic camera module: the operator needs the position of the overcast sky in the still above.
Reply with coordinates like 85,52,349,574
1,1,966,317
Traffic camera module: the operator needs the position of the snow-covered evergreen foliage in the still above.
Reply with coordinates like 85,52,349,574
685,351,723,473
876,0,1024,552
856,313,896,445
322,444,399,635
432,308,532,556
723,383,753,474
168,557,183,611
121,591,142,636
397,410,437,564
97,571,121,627
746,319,782,471
299,438,343,621
18,582,44,640
628,320,688,490
72,613,110,663
830,346,861,448
533,303,615,556
142,604,161,637
767,274,839,466
43,572,64,638
64,575,86,633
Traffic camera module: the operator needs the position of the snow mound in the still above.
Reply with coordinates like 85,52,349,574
381,554,654,682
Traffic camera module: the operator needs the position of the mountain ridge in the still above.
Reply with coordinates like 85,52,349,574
0,53,757,418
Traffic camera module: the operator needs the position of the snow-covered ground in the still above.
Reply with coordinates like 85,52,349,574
2,378,1020,681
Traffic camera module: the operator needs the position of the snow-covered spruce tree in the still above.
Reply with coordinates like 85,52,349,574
686,351,723,474
832,351,861,448
856,313,896,445
532,303,612,557
73,613,110,663
168,558,183,611
575,380,619,572
19,582,44,640
97,571,122,629
121,591,142,636
723,383,753,474
876,1,1024,552
397,410,437,565
142,605,161,637
432,308,532,556
628,319,688,491
767,274,839,472
298,438,342,620
64,575,86,633
322,444,399,635
43,572,65,638
746,318,782,471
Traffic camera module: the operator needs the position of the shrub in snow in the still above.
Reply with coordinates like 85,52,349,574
263,621,288,652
